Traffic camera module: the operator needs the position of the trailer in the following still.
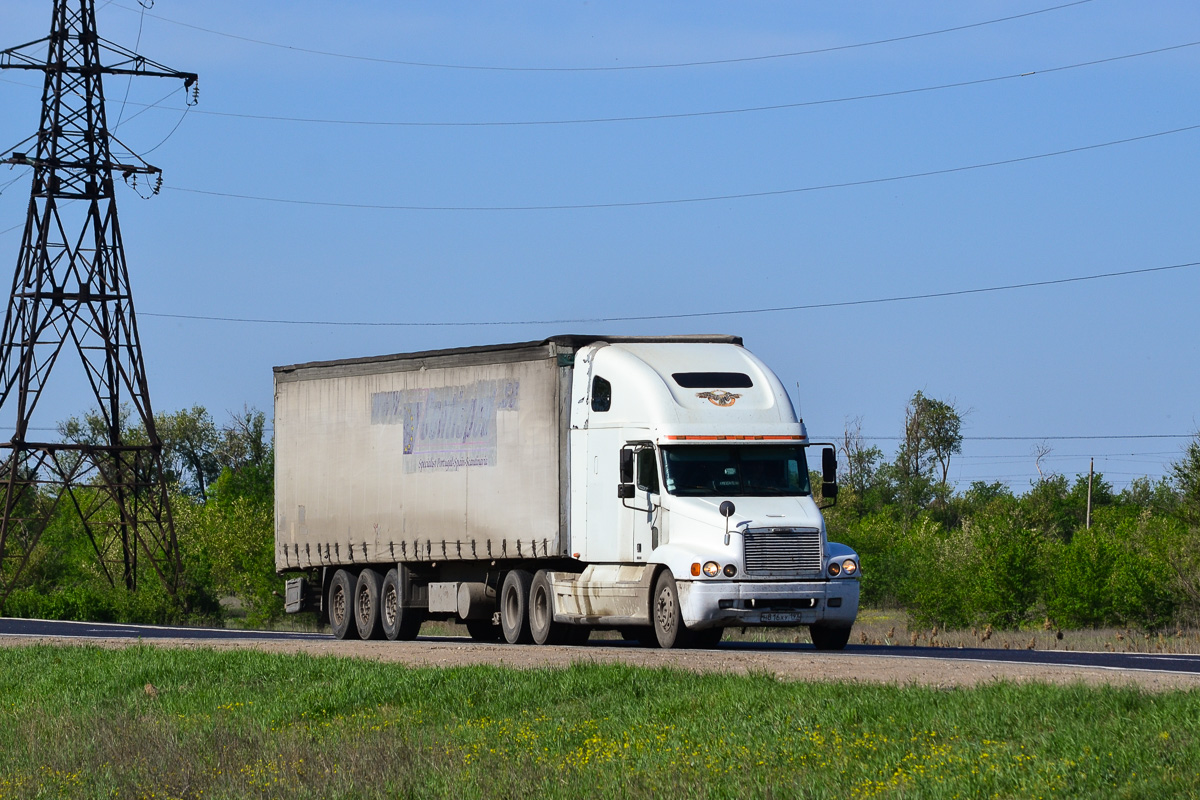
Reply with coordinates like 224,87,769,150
275,335,859,649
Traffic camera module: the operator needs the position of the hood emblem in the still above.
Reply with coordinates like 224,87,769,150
697,390,741,407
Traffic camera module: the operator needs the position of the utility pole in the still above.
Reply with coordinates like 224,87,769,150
0,1,197,609
1086,457,1094,529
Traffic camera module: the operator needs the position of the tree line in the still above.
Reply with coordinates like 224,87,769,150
4,395,1199,632
823,392,1200,631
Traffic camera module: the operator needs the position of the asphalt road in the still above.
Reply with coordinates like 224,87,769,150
4,617,1199,677
0,617,324,641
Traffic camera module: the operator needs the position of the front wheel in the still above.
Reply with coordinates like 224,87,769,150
810,623,852,651
652,570,691,649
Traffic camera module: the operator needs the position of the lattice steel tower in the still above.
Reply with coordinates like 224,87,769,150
0,0,196,607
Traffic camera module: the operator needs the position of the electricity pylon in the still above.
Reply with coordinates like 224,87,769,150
0,0,197,609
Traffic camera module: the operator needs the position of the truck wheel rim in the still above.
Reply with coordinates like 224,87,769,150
357,585,370,626
656,587,675,632
383,586,397,628
332,587,345,626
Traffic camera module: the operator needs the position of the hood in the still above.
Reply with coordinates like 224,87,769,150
666,494,824,533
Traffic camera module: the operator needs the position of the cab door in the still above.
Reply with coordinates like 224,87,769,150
619,443,661,562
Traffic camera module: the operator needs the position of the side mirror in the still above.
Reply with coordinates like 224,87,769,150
619,448,634,484
617,483,636,499
821,447,839,501
719,501,735,518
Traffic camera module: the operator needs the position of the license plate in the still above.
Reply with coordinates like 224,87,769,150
761,612,800,624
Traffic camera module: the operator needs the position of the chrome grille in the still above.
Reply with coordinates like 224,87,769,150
743,528,822,575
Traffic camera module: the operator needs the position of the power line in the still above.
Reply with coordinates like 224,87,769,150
165,123,1200,212
9,39,1197,130
955,452,1181,460
108,0,1097,73
820,434,1195,441
116,40,1200,129
137,259,1199,328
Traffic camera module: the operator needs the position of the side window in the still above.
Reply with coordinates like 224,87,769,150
637,449,659,493
591,376,611,412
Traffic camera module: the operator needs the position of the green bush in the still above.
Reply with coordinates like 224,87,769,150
900,512,1043,629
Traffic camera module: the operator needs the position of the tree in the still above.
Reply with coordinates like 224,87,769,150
839,416,893,515
894,391,963,511
1171,434,1200,525
156,406,220,500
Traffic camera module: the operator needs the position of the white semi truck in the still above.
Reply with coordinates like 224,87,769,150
275,335,860,649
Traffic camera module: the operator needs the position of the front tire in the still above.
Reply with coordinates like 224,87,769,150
329,569,361,640
810,623,852,651
652,570,691,649
381,567,423,641
500,569,534,644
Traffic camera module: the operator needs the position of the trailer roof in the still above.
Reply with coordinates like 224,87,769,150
273,334,743,375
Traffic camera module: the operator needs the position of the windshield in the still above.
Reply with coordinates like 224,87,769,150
661,445,811,497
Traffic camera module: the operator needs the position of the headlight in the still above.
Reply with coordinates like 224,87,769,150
723,564,737,577
702,561,720,578
842,559,858,576
827,562,841,577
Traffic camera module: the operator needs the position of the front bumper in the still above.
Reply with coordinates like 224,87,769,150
677,578,859,631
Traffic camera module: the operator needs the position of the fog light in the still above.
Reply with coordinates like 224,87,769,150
842,559,858,576
828,562,841,577
723,564,737,577
702,561,720,577
691,562,701,577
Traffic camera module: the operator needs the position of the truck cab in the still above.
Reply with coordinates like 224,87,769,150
550,340,859,649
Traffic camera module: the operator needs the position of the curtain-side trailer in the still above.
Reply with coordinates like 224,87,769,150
275,335,860,649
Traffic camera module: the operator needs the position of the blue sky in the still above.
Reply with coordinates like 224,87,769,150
1,0,1197,491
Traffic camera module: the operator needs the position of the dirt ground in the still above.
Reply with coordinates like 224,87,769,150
9,633,1200,693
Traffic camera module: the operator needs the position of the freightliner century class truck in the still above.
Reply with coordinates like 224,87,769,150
275,335,860,649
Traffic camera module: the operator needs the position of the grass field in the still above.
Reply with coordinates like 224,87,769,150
1,644,1197,799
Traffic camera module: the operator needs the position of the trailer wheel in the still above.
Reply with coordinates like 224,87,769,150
529,570,567,645
381,568,423,641
809,623,852,651
328,569,361,640
500,569,534,644
465,619,500,642
652,570,691,649
354,568,386,640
